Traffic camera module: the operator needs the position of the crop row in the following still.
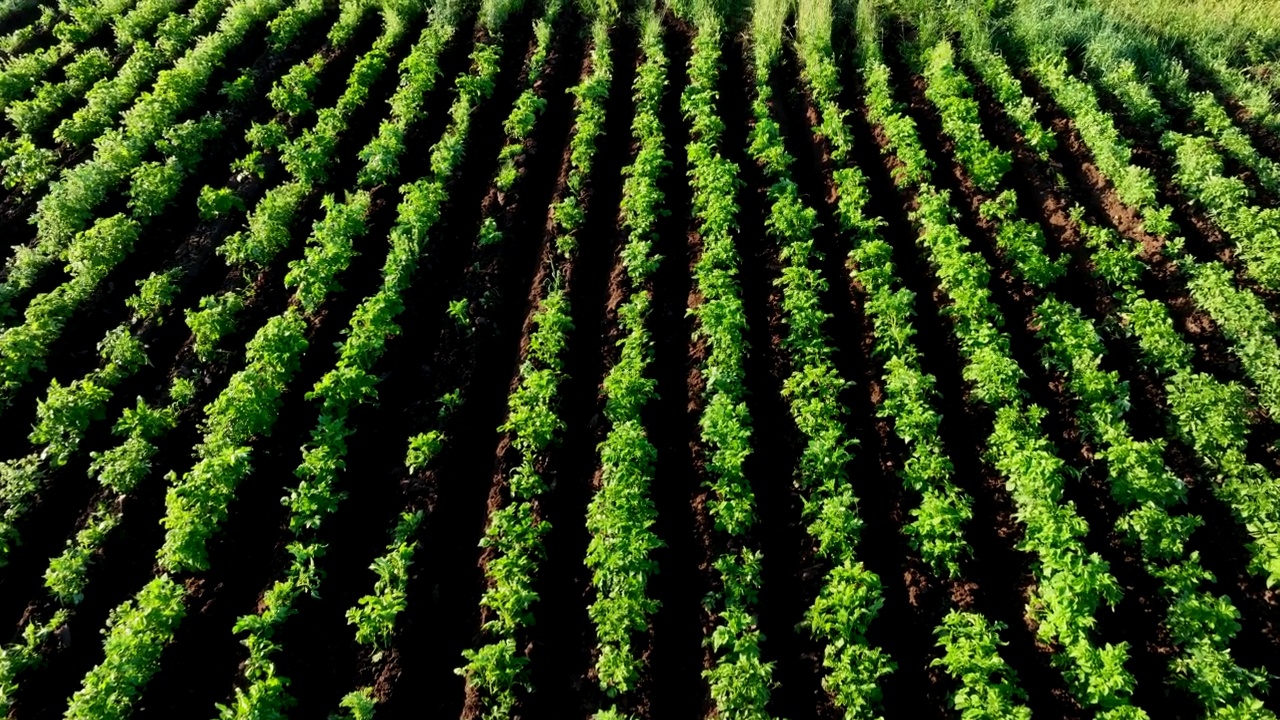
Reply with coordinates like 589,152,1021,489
337,2,568,712
989,4,1280,587
458,4,612,715
216,24,500,720
47,4,445,717
859,18,1141,714
0,0,135,112
797,7,1034,716
9,0,288,321
586,5,664,708
926,23,1280,702
923,10,1280,711
0,0,208,194
6,0,369,611
679,10,776,717
752,5,894,717
0,0,326,591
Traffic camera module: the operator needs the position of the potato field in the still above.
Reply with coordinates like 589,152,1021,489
2,0,1280,717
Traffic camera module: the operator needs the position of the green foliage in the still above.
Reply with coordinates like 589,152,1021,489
161,311,308,572
269,55,322,116
1164,130,1280,292
220,181,308,267
948,14,1056,156
478,217,503,246
347,511,423,648
46,502,120,604
405,431,443,473
7,48,108,136
1184,260,1280,418
126,270,181,322
0,609,70,714
221,73,255,103
855,34,1153,714
1028,54,1173,236
186,292,245,362
933,612,1031,719
330,689,377,720
550,19,611,254
65,577,186,720
358,19,453,188
286,192,371,314
0,137,57,194
979,191,1065,287
198,185,246,221
211,33,508,720
922,39,1012,192
585,26,668,689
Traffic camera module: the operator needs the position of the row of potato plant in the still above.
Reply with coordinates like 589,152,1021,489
842,21,1032,717
217,34,500,718
1004,19,1280,587
0,3,58,54
18,0,290,308
2,44,116,191
1076,209,1280,585
243,0,378,157
457,285,571,716
58,7,455,716
20,0,355,525
682,11,775,718
221,15,399,268
492,0,562,192
547,14,609,255
162,4,427,574
931,17,1280,710
859,32,1143,716
1134,48,1280,201
458,8,614,715
919,38,1065,288
809,9,978,585
0,0,135,111
944,35,1280,694
0,0,339,488
1,0,177,144
64,305,306,716
1186,91,1280,197
0,0,295,377
936,11,1280,707
816,19,1031,715
0,270,178,565
995,13,1280,427
945,12,1056,157
184,0,383,359
0,0,373,569
1034,294,1273,715
585,7,664,705
37,4,476,707
337,508,425,713
336,7,566,707
1018,53,1176,237
1163,131,1280,295
0,112,223,392
356,9,455,188
1070,11,1280,198
805,40,1034,720
0,303,196,715
750,7,898,717
0,0,236,193
55,0,239,149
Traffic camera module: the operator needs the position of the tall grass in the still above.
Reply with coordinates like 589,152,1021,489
751,0,790,72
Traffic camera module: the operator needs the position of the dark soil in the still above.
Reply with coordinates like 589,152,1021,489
7,7,1280,720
